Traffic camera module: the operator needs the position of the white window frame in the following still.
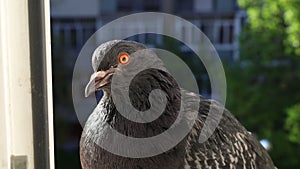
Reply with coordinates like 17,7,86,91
0,0,54,168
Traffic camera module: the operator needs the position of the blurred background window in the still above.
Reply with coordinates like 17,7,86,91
193,0,213,13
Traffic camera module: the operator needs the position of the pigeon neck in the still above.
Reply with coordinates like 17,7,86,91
100,69,182,138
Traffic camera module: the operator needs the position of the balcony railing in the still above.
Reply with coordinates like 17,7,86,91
51,11,243,60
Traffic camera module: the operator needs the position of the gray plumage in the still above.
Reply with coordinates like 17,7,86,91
80,40,276,169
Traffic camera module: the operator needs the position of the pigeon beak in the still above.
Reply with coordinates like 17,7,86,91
85,67,115,97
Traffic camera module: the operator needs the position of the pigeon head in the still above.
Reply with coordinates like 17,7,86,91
85,40,149,97
85,40,167,98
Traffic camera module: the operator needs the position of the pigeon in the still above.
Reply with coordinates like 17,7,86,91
80,40,276,169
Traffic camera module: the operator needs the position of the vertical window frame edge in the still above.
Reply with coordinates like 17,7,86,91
28,0,53,169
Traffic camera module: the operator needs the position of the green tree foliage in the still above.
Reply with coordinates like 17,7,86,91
225,0,300,168
285,103,300,143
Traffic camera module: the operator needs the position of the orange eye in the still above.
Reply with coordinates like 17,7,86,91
118,53,130,64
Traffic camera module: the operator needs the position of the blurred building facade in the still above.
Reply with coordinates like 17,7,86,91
51,0,246,60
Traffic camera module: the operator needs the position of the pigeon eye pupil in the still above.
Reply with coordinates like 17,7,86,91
118,53,130,64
